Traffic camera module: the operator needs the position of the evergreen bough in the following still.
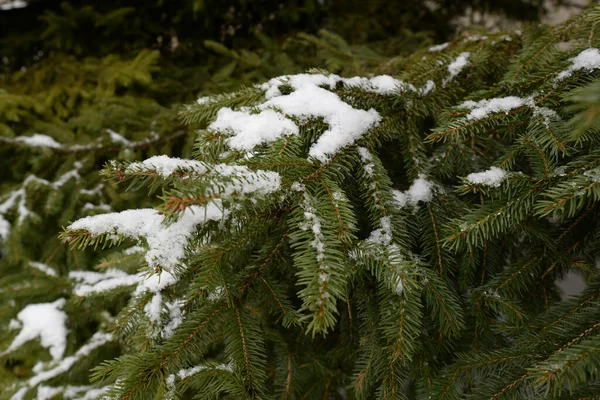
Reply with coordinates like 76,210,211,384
3,6,600,400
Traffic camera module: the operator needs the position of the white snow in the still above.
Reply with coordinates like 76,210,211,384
443,52,470,86
9,331,112,400
162,299,184,339
166,362,233,395
0,216,11,242
465,35,488,42
0,0,27,10
0,166,87,244
266,84,381,162
209,73,442,162
207,286,224,302
466,167,507,187
357,147,375,176
37,385,112,400
29,261,57,277
11,134,62,149
342,75,416,95
460,96,533,120
67,202,225,272
145,292,163,323
395,278,403,295
290,182,305,192
211,81,381,162
1,299,68,361
299,192,331,291
259,73,339,99
260,73,428,98
80,184,104,197
125,156,281,196
81,203,111,212
299,193,326,265
208,108,299,152
555,48,600,83
53,162,82,188
392,175,434,208
366,216,393,246
419,80,436,96
106,129,131,146
68,201,227,324
125,155,207,176
428,42,449,52
8,319,21,330
179,363,232,379
196,96,212,105
69,269,171,297
533,106,558,126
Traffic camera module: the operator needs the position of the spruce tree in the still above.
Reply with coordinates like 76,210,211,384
4,5,600,400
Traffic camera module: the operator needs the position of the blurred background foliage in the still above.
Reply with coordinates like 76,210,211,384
0,0,572,146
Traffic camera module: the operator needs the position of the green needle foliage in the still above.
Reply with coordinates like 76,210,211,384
4,4,600,400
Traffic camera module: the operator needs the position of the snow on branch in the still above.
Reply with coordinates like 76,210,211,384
0,0,27,10
429,42,449,52
2,299,68,361
393,175,435,209
0,175,48,242
204,72,438,163
555,48,600,83
69,269,144,296
36,385,112,400
8,134,62,149
0,164,83,243
69,269,181,337
210,81,381,163
466,167,507,187
461,96,533,120
66,202,225,273
209,108,299,152
118,155,282,197
29,261,58,277
165,363,234,398
0,130,174,154
459,96,557,126
443,52,470,86
10,332,113,400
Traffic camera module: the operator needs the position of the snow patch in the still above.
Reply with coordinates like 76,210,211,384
0,0,27,10
466,167,507,187
125,155,207,176
124,156,281,196
11,133,62,149
106,129,131,146
29,261,57,277
555,48,600,83
357,146,375,176
392,175,434,208
10,331,112,399
37,385,112,400
1,299,68,361
207,73,441,162
162,299,184,339
428,42,449,52
67,202,225,272
81,203,111,212
267,84,381,162
366,216,393,246
443,52,470,86
209,108,299,152
460,96,533,120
